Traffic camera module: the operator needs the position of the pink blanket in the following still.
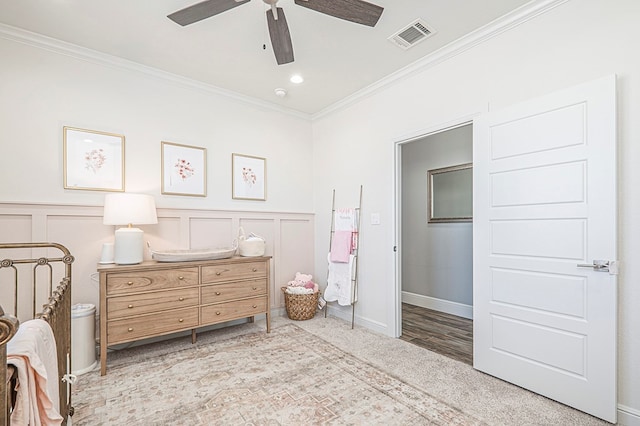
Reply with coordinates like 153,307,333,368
330,208,358,263
330,230,353,263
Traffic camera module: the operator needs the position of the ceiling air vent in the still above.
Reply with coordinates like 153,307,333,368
388,19,434,50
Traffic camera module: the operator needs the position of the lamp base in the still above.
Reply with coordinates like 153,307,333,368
114,227,144,264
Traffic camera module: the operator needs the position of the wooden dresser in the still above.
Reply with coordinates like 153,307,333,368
98,256,271,375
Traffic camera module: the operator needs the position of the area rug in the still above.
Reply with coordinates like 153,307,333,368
72,323,485,425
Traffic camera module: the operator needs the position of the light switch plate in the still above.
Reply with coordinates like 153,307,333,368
371,213,381,225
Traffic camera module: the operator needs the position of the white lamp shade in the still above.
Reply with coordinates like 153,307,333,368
103,193,157,264
103,193,158,226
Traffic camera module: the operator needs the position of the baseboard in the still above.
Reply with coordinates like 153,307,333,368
322,303,389,335
402,291,473,320
618,404,640,425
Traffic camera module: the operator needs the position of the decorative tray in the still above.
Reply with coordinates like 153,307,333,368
151,247,237,262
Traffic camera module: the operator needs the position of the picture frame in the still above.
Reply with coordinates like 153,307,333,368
161,141,207,197
232,153,266,201
427,162,473,223
63,126,125,192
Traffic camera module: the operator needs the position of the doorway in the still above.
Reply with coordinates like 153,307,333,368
396,122,473,363
400,303,473,364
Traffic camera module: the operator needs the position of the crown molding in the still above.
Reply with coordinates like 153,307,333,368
0,0,568,123
0,23,312,121
312,0,570,120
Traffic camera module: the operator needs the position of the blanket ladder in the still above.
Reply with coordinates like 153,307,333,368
324,185,362,329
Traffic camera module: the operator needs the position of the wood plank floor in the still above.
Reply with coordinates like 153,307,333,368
400,303,473,365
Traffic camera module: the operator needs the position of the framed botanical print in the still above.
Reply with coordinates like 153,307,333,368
232,153,266,201
161,141,207,197
63,126,125,191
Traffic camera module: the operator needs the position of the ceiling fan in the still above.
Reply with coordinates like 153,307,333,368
167,0,384,65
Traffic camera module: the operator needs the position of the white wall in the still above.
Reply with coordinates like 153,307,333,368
0,36,313,212
311,0,640,420
401,125,473,316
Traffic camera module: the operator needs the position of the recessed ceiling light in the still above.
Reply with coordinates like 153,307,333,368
290,74,304,84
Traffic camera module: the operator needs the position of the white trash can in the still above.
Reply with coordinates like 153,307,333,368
71,303,98,375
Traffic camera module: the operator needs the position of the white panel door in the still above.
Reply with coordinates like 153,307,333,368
473,75,617,422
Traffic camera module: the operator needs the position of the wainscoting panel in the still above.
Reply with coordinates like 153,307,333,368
189,217,235,249
47,214,113,313
0,203,314,321
150,216,182,253
0,215,32,242
276,219,316,307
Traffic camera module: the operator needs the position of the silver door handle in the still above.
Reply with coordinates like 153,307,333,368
577,260,619,275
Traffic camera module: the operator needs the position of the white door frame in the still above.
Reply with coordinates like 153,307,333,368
391,114,479,338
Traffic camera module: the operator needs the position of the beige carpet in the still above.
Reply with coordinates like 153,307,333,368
72,315,609,425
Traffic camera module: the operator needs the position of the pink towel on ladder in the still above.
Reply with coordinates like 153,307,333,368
330,208,357,263
330,231,352,263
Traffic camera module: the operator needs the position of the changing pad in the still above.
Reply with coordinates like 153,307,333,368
151,247,236,262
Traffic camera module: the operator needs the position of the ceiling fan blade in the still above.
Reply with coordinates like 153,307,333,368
168,0,251,26
294,0,383,27
267,7,294,65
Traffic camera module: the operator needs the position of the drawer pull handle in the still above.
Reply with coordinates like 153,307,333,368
178,276,184,280
216,272,221,276
179,318,184,323
252,268,257,272
252,305,257,309
128,327,133,332
216,311,221,315
252,287,257,290
128,304,134,309
127,281,134,286
215,292,221,296
178,297,184,301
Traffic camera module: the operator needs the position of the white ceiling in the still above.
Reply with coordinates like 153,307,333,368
0,0,534,115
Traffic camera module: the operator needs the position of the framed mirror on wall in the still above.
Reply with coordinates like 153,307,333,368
428,163,472,223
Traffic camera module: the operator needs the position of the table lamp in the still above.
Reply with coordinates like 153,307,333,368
103,193,158,264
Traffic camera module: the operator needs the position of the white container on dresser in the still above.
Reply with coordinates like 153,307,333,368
98,256,271,375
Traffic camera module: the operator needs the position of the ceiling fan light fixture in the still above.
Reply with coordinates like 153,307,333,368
290,74,304,84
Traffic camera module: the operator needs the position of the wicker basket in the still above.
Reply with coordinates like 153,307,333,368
281,287,319,321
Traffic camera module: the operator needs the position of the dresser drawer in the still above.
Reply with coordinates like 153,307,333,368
201,297,267,323
201,261,266,284
201,279,267,304
106,267,198,295
107,287,199,319
108,307,199,344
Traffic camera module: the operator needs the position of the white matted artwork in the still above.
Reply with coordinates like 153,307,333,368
161,141,207,197
63,126,125,191
232,153,266,201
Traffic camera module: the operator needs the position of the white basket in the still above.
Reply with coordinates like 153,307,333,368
237,227,265,257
